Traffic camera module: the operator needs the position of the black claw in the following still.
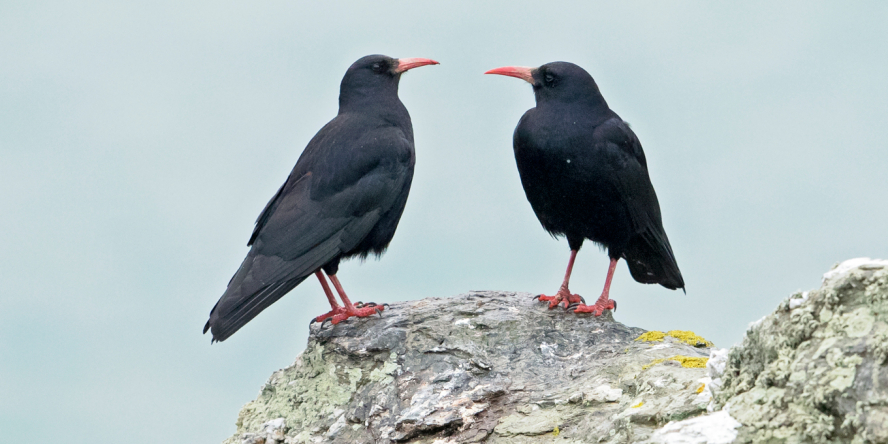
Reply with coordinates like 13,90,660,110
567,303,580,311
579,296,586,304
310,318,317,325
612,301,617,312
365,302,377,307
320,318,333,328
354,301,364,308
532,295,541,301
375,308,384,317
381,303,390,308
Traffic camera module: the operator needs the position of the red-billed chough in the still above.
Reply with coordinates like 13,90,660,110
485,62,684,316
204,55,438,342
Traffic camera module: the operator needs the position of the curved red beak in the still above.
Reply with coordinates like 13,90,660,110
395,58,440,73
484,66,535,84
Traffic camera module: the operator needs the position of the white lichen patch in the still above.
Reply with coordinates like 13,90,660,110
539,341,557,357
822,257,888,283
454,318,474,328
581,384,622,405
649,409,741,444
494,408,564,436
789,291,809,309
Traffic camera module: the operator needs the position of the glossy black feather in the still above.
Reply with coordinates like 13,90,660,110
204,55,416,342
512,62,684,290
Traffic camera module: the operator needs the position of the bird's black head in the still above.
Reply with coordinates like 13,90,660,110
485,61,608,109
533,62,606,106
339,54,438,112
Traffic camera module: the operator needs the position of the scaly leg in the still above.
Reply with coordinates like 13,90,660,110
570,258,618,316
309,270,346,324
534,250,585,309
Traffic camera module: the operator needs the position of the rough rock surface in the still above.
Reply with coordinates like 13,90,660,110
223,291,714,444
711,258,888,443
223,258,888,444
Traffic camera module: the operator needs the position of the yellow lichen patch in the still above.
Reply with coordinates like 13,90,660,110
671,355,709,368
552,425,560,436
634,330,714,347
632,401,644,408
635,331,667,342
643,355,709,370
666,330,714,347
642,357,668,370
696,383,706,394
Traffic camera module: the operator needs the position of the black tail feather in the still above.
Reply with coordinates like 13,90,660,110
206,276,307,342
623,229,684,291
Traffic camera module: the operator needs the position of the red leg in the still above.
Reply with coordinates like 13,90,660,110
310,271,346,324
324,274,384,325
317,271,339,309
535,250,584,309
572,258,618,316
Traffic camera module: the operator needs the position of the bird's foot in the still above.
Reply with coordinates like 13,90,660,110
534,290,584,309
327,303,386,325
568,297,616,316
310,306,347,325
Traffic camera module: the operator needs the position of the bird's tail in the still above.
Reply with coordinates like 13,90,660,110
622,229,684,291
203,275,308,342
203,231,347,342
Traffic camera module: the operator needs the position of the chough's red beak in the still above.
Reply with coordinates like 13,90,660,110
395,58,440,73
484,66,535,84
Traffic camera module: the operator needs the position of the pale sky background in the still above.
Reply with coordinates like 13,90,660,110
2,1,887,442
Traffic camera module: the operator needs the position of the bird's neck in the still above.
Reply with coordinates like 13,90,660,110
338,92,409,124
537,100,614,126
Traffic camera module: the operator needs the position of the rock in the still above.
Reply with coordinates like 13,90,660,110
711,258,888,443
239,417,287,444
648,410,741,444
222,258,888,443
223,291,713,443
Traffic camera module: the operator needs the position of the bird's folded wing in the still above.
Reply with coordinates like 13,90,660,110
252,126,412,259
590,120,683,288
206,127,412,340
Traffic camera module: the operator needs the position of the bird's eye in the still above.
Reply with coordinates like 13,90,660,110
371,63,382,72
545,74,555,85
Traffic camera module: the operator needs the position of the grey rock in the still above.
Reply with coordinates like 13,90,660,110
223,291,713,444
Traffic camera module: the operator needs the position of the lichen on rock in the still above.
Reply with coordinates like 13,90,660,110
636,330,713,348
711,258,888,443
643,355,709,370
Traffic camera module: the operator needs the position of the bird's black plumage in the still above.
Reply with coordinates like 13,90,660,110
500,62,684,292
204,55,428,342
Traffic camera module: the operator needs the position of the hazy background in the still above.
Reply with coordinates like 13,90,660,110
2,1,886,442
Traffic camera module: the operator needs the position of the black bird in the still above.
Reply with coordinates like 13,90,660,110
204,54,438,342
485,62,683,316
